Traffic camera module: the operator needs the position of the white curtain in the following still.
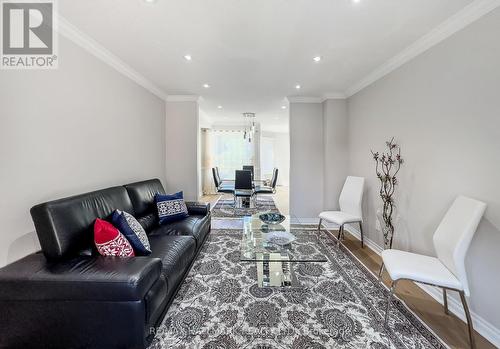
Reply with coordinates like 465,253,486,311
200,129,215,195
200,128,259,194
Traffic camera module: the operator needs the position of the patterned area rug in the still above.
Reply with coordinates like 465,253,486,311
211,196,280,218
150,226,447,349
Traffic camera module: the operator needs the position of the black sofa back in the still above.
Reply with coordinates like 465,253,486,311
30,186,134,261
125,179,166,232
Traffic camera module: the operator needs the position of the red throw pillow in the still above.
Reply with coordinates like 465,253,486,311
94,218,135,257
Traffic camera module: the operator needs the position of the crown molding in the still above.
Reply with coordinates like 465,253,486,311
287,93,347,104
345,0,500,97
165,95,201,102
56,15,168,101
286,96,323,103
322,92,347,100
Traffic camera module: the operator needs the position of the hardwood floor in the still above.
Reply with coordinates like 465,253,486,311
338,230,496,349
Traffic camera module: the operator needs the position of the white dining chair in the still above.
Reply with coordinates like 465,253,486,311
380,195,486,349
318,176,365,247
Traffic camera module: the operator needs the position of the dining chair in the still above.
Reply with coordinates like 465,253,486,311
255,168,278,197
234,170,254,207
242,165,254,177
212,168,234,194
380,195,486,349
215,167,231,186
318,176,365,247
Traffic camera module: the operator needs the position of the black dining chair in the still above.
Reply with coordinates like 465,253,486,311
212,168,234,194
242,165,254,177
255,168,278,198
242,165,255,188
215,166,231,186
234,170,254,207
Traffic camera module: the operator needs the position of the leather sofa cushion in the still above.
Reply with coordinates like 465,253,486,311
148,235,196,292
125,179,166,217
0,253,162,302
149,214,210,249
138,213,158,233
30,186,134,261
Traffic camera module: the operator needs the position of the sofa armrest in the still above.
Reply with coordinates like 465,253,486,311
185,201,210,216
0,253,162,302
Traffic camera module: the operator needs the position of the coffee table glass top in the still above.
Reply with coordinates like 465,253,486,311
240,213,328,262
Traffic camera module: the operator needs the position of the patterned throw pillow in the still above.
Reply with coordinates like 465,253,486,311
94,218,134,257
155,191,189,224
112,210,151,255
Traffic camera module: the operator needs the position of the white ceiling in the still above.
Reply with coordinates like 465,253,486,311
59,0,472,132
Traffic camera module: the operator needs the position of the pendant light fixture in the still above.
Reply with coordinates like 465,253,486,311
242,112,256,143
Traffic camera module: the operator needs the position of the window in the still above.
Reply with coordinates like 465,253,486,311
212,130,254,179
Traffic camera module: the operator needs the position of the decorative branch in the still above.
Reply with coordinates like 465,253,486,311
371,138,404,249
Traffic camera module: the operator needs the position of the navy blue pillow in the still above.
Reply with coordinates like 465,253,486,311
155,191,189,224
111,210,151,255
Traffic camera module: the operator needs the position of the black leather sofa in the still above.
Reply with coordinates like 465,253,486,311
0,179,210,349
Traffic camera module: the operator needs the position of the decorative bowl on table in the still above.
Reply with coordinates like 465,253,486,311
259,212,286,225
264,231,296,246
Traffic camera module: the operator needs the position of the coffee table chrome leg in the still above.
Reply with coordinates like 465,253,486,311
282,261,292,286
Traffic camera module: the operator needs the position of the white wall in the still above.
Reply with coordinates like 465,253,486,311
347,7,500,337
260,131,290,186
323,99,349,210
0,36,166,267
289,102,324,218
165,100,200,201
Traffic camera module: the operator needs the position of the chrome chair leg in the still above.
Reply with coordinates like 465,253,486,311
359,221,364,248
384,280,397,326
459,291,476,349
337,225,343,245
317,218,322,232
443,288,449,315
378,263,385,281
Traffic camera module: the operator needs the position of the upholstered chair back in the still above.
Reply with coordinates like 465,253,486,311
212,168,220,188
338,176,365,219
271,168,279,188
235,170,253,190
433,196,486,296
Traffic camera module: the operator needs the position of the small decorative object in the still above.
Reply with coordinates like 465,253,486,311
112,210,151,255
371,137,404,249
265,231,296,246
155,191,189,224
259,212,286,225
94,219,135,257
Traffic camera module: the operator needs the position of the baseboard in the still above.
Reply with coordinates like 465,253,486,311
344,224,384,255
296,218,500,347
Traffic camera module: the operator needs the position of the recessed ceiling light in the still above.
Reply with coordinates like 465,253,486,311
352,0,361,3
217,105,223,109
281,105,287,109
313,56,321,62
295,84,301,89
203,83,210,88
143,0,157,3
183,54,192,61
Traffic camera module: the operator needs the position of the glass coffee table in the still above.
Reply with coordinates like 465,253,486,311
240,213,327,287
